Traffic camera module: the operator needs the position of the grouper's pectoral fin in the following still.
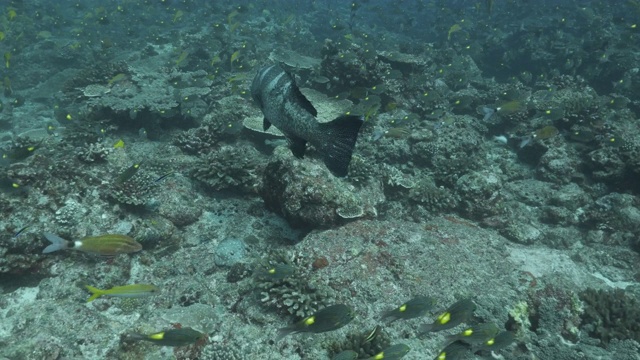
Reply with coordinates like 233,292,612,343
263,117,272,131
286,135,307,158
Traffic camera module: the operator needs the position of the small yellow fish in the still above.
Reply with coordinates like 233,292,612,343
175,51,189,67
533,125,559,140
0,32,5,41
85,284,159,302
36,31,52,39
447,24,462,40
227,10,239,25
113,139,125,149
4,52,11,68
383,127,411,139
3,76,12,95
496,100,525,114
7,9,17,21
172,10,183,23
108,73,126,86
229,21,240,33
230,50,240,66
68,42,82,50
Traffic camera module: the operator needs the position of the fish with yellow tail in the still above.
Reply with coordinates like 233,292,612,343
123,327,205,347
418,298,476,334
85,284,159,302
42,233,142,256
276,304,355,342
362,344,411,360
251,65,364,177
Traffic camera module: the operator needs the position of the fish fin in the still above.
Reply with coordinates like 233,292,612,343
287,135,307,158
292,86,317,117
123,333,147,342
275,326,296,343
418,322,435,336
318,115,364,177
380,311,398,323
85,285,104,302
42,233,69,253
263,117,272,131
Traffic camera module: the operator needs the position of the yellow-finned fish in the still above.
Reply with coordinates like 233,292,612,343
419,298,476,334
332,350,358,360
85,284,159,302
276,304,355,342
363,344,411,360
42,233,142,256
444,322,499,345
124,327,206,347
447,24,461,40
115,162,142,184
380,295,436,323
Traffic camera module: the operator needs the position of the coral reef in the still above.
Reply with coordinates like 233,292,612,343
255,252,336,318
260,146,379,228
191,144,265,194
580,288,640,346
2,1,640,359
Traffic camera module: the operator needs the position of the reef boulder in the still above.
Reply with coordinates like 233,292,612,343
260,146,377,229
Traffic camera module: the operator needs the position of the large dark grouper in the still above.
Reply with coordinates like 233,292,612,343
251,64,364,177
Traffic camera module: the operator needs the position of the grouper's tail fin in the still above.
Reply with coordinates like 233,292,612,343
318,115,364,177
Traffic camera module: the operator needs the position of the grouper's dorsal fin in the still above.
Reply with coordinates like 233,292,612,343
280,66,317,116
292,86,317,117
263,117,272,131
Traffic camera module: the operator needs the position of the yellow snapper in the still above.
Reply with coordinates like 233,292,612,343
85,284,159,302
42,233,142,256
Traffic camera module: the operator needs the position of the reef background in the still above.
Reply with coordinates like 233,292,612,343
2,0,640,359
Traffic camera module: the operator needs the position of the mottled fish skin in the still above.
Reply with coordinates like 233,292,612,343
251,64,363,176
252,64,319,146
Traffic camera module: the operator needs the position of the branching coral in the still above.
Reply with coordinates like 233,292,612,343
76,142,112,163
255,252,335,318
191,144,264,193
